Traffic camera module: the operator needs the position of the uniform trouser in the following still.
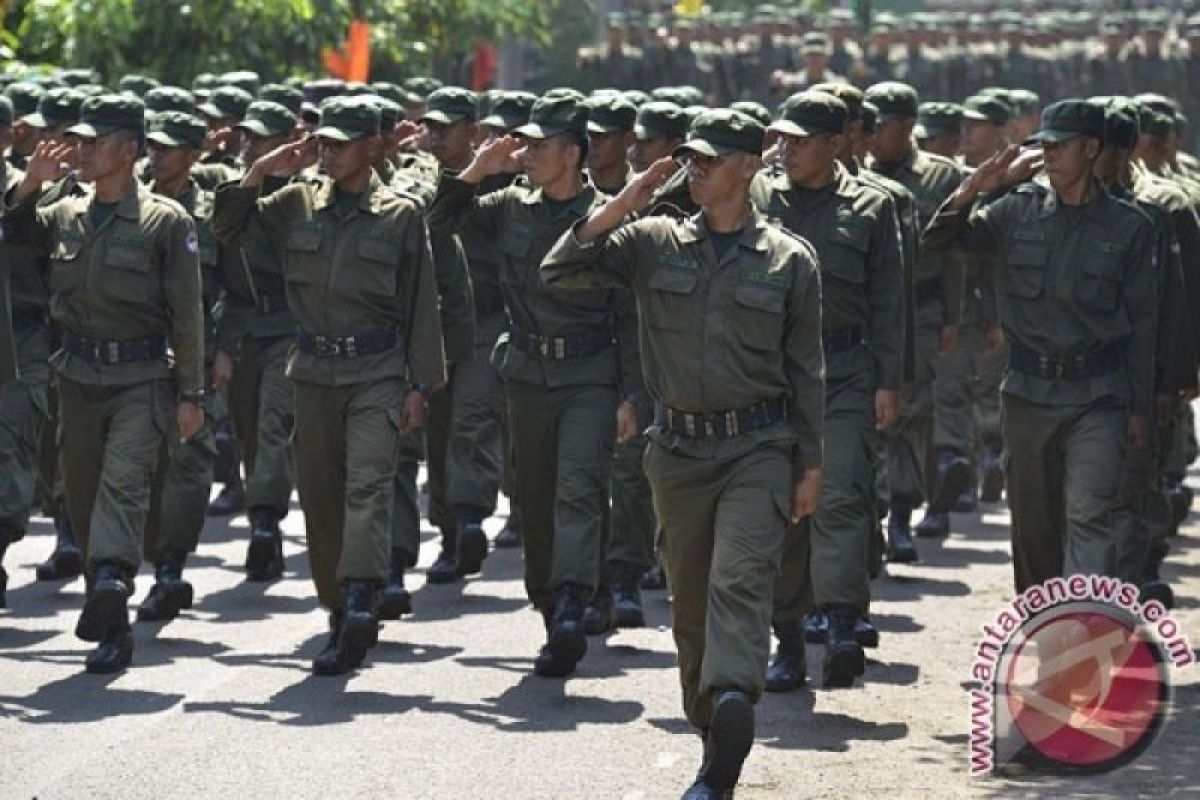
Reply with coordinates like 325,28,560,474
887,312,941,504
143,400,218,564
426,380,454,532
601,434,656,576
506,381,616,611
0,372,48,542
293,377,403,610
445,347,505,518
58,376,171,574
1161,405,1196,484
1003,394,1127,592
933,322,1005,457
35,376,64,519
230,335,294,516
775,366,877,622
645,440,790,730
1112,416,1173,584
391,431,424,568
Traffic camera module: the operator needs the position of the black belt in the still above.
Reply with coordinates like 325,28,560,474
655,397,789,440
11,305,46,331
915,278,942,305
295,328,400,359
1008,344,1121,380
256,291,289,316
62,332,168,365
822,325,864,355
511,328,615,361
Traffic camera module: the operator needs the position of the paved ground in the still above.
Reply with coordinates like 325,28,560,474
1,473,1198,799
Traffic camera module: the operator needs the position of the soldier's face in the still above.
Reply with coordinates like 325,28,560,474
73,132,137,183
517,135,579,188
146,141,198,185
778,132,838,185
631,134,677,171
684,151,757,207
1042,136,1098,189
869,117,913,163
959,119,1004,164
804,53,828,73
587,130,632,172
424,120,474,169
242,132,291,164
318,135,374,183
920,132,960,159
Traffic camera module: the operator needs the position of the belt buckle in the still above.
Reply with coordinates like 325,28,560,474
344,336,358,359
726,410,739,437
684,414,696,438
1038,355,1050,378
1055,360,1065,379
554,338,566,360
313,337,341,357
537,337,551,359
704,417,715,439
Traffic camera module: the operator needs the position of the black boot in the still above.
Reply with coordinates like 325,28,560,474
85,625,134,674
803,610,828,644
313,581,378,676
36,514,83,582
886,500,918,563
765,622,806,693
582,584,615,635
689,690,753,796
493,510,522,549
245,508,284,582
76,563,130,643
954,469,979,512
823,604,865,689
426,528,460,584
979,446,1005,504
377,548,413,620
929,449,972,514
136,551,194,622
1139,543,1175,609
641,562,667,591
611,561,646,628
206,478,245,517
915,509,950,538
453,508,489,577
855,615,880,649
534,583,588,677
1167,482,1191,528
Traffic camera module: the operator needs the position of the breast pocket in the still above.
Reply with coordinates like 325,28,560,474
822,223,869,285
347,236,399,297
102,242,152,302
48,237,84,294
1005,242,1048,299
284,224,325,287
733,283,786,353
645,267,698,332
497,230,531,288
1076,247,1124,312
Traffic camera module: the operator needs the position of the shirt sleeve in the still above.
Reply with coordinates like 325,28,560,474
402,208,447,388
161,211,205,396
866,195,906,390
785,244,825,476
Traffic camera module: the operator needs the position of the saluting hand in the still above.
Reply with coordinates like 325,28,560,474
616,157,680,216
244,135,318,186
14,140,74,203
394,120,423,152
459,135,523,183
950,145,1020,209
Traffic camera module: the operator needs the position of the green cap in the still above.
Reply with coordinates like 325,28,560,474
1026,99,1106,144
864,82,919,118
674,109,764,158
367,96,403,131
403,76,444,99
66,93,145,138
914,101,963,138
146,111,207,148
315,96,381,141
219,70,261,97
421,87,478,125
514,95,586,139
1133,102,1175,138
1006,88,1041,117
586,94,636,133
1094,99,1139,149
633,101,687,141
369,81,407,106
25,87,84,130
729,101,772,127
56,68,99,87
302,79,346,116
622,89,651,108
144,86,196,115
5,82,44,118
479,90,536,130
0,96,13,127
961,94,1011,126
198,85,253,121
118,74,160,98
259,84,304,115
236,100,297,138
771,91,848,137
192,73,220,91
802,31,831,54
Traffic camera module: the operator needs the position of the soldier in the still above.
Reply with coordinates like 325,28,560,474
4,94,205,672
630,101,688,173
542,109,824,800
213,97,445,675
144,86,197,117
196,85,253,177
914,101,963,158
5,82,45,169
771,32,848,96
428,94,637,678
923,100,1157,591
762,91,905,690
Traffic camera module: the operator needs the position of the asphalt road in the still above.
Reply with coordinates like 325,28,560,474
1,475,1197,799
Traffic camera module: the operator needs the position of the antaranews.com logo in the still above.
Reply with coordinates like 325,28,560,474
967,574,1194,775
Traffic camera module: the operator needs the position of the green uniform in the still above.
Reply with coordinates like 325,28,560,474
213,172,445,610
542,206,824,729
924,180,1157,591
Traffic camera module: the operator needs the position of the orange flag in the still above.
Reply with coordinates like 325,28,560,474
323,19,371,82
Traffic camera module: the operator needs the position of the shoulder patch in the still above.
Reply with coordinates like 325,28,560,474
185,229,199,254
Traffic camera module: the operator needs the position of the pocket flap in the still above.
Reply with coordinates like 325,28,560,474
648,267,699,295
735,283,785,314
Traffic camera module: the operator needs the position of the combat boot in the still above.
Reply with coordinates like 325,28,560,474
534,583,588,677
611,561,646,628
313,581,378,676
85,626,134,674
245,507,284,582
765,621,806,693
929,449,971,514
823,604,865,688
804,610,827,644
453,507,489,576
136,550,194,622
979,446,1005,504
886,500,918,563
915,509,950,538
206,477,245,517
377,548,412,620
426,527,460,584
76,563,130,643
35,514,83,581
684,690,753,798
493,510,522,549
582,584,615,635
641,561,667,591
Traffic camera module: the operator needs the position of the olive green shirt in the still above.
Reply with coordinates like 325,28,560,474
923,182,1158,417
0,163,51,382
542,208,825,478
212,172,445,388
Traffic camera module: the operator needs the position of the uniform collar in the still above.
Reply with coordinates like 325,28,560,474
519,176,597,218
312,171,389,215
1039,178,1111,223
679,204,770,253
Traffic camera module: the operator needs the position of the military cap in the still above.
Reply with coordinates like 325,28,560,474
302,79,346,115
1093,99,1139,150
119,74,160,98
0,96,13,127
219,70,262,96
811,83,863,120
259,83,304,115
1134,93,1181,118
1027,99,1106,144
365,95,403,131
622,89,651,108
864,82,919,118
75,84,107,98
236,100,297,138
192,73,220,91
675,109,764,159
1100,18,1124,36
771,91,848,137
315,96,381,141
479,91,536,130
5,82,44,118
961,94,1011,126
56,68,99,87
198,85,253,121
514,94,587,139
861,101,879,135
802,32,831,55
541,87,586,102
730,101,772,127
1006,89,1041,117
146,111,207,148
368,81,408,106
914,102,963,138
633,101,687,141
586,94,636,133
143,86,196,115
403,76,444,99
342,82,373,97
25,87,84,129
421,87,479,125
67,94,145,138
1133,102,1175,138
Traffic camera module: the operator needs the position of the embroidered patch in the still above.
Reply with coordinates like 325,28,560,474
185,230,199,254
